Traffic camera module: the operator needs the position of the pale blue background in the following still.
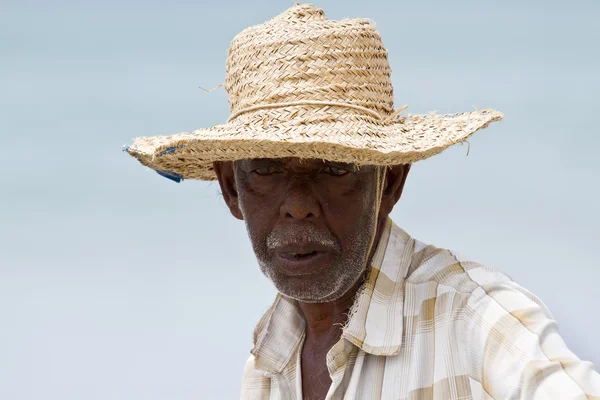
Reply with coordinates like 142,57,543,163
1,0,599,398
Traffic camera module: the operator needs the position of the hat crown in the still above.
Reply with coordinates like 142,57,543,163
224,3,394,118
275,3,326,22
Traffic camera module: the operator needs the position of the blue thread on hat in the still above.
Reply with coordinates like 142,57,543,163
158,146,179,156
122,145,131,152
156,170,183,183
157,142,201,157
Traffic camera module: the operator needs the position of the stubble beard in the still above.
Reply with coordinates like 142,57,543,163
245,211,377,303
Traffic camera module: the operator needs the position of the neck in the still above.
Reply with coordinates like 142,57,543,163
296,217,387,349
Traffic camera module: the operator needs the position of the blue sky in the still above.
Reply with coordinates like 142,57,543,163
1,1,599,398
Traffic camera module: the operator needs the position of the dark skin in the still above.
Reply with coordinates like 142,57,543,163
214,158,410,400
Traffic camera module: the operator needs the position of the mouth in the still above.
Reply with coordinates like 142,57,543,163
272,245,333,276
280,250,321,260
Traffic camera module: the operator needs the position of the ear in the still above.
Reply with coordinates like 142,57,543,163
213,161,244,220
379,164,411,219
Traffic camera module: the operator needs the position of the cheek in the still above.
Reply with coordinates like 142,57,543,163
321,188,378,244
237,186,279,247
240,210,271,257
320,177,376,216
238,186,278,220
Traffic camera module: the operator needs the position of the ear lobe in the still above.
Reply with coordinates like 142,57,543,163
213,161,244,220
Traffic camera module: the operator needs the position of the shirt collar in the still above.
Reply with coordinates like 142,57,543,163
251,293,305,375
341,218,414,356
250,218,414,374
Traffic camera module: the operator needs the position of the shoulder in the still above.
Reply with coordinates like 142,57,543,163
403,237,552,320
405,239,511,292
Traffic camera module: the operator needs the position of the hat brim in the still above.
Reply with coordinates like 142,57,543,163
124,108,503,181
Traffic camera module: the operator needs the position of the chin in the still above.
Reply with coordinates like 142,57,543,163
258,256,368,303
271,272,356,303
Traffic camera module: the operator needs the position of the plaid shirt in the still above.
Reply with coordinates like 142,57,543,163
240,218,600,399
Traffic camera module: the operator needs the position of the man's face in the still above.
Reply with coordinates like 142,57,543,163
214,157,409,303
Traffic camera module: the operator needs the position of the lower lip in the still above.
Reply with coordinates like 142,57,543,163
274,252,332,276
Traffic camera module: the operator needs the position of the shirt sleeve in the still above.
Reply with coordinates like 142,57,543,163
463,277,600,399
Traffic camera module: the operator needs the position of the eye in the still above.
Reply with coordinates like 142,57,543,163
323,166,349,176
253,166,282,176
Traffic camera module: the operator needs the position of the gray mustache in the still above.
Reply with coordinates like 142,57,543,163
266,229,337,250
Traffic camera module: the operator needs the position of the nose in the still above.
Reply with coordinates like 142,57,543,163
279,178,321,220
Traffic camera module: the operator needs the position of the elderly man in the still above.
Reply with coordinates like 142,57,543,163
125,3,600,399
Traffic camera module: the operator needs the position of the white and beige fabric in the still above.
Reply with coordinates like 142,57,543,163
241,218,600,399
124,3,503,181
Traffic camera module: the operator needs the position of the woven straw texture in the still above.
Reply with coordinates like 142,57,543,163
125,3,503,181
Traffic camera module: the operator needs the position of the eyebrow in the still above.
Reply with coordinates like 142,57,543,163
238,159,286,167
327,161,359,170
238,158,362,171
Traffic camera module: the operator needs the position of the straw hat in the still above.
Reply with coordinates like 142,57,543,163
124,3,503,182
